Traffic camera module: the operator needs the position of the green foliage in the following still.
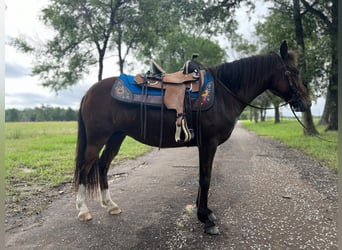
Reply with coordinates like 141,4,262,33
12,0,246,92
152,32,227,72
13,0,139,90
5,106,78,122
255,3,331,99
5,121,151,199
231,34,258,56
241,119,337,169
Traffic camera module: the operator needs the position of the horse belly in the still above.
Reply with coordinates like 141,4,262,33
116,106,196,148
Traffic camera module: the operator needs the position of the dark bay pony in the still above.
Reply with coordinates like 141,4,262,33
73,41,311,234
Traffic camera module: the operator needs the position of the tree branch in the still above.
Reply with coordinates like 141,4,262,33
300,0,332,30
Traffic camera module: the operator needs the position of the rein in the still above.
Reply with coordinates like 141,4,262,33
215,77,290,110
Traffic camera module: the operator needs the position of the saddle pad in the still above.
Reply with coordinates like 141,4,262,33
111,72,215,110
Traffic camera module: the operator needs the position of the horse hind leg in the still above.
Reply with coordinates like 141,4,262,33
76,184,92,221
76,144,103,221
98,132,126,215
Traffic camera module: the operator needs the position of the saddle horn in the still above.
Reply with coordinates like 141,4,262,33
183,53,200,78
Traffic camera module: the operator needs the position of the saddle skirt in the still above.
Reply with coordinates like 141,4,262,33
111,70,215,111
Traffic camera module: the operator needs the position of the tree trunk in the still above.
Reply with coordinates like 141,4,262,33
249,108,253,121
300,0,338,131
274,105,280,123
260,109,266,122
318,91,329,125
325,78,338,130
325,0,338,130
302,109,318,135
98,52,104,81
116,27,125,74
254,110,259,123
293,0,318,135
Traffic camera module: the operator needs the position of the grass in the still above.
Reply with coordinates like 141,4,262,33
5,121,152,200
241,119,338,169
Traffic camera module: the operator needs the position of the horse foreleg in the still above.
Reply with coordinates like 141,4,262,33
99,133,125,215
197,143,219,235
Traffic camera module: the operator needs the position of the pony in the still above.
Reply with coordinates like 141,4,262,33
73,41,311,234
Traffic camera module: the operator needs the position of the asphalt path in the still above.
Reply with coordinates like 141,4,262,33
5,123,337,249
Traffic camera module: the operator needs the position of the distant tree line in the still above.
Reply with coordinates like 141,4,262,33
5,106,78,122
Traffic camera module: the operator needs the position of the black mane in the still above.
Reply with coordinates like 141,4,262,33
208,52,281,93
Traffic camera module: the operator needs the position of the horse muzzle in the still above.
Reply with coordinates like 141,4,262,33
290,98,311,112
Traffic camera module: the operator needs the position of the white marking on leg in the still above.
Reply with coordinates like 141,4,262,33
76,184,92,221
100,189,121,215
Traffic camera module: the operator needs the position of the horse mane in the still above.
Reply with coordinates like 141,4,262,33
287,50,298,65
208,52,282,93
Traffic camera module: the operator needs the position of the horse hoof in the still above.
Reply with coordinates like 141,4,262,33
205,226,220,235
78,211,92,221
208,212,217,222
109,207,122,215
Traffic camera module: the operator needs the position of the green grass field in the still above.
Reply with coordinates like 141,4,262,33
241,119,338,169
5,121,152,200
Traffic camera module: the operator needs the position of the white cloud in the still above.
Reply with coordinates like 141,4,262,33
5,62,30,78
5,80,92,110
4,0,95,110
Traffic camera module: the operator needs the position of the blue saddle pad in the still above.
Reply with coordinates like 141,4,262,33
111,71,214,110
118,74,162,96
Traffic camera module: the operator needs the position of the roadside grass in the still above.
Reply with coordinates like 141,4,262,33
5,121,152,202
241,119,338,169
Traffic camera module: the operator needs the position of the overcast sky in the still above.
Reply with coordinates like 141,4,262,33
4,0,324,116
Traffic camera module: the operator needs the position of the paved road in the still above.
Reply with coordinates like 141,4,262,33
5,123,337,249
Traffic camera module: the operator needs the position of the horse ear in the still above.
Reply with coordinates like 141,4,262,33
280,40,288,60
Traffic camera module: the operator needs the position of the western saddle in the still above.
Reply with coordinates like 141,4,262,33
134,54,202,143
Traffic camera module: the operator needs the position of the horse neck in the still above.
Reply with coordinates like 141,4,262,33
215,53,280,107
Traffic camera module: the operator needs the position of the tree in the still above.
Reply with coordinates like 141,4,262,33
270,0,338,131
292,0,318,135
300,0,338,130
5,109,20,122
13,0,245,93
250,93,272,122
13,0,145,91
5,107,78,122
254,2,333,133
265,94,283,123
150,31,227,72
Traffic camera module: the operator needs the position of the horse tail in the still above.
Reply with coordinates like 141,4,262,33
74,96,101,196
73,96,87,192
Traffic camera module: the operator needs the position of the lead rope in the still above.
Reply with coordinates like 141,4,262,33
290,106,338,144
215,77,290,110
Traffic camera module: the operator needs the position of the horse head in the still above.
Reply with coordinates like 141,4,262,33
270,41,312,112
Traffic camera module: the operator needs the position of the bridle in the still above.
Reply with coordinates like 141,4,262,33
215,62,337,144
214,63,297,111
283,65,306,107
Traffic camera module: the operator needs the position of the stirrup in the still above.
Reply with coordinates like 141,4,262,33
175,119,194,143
